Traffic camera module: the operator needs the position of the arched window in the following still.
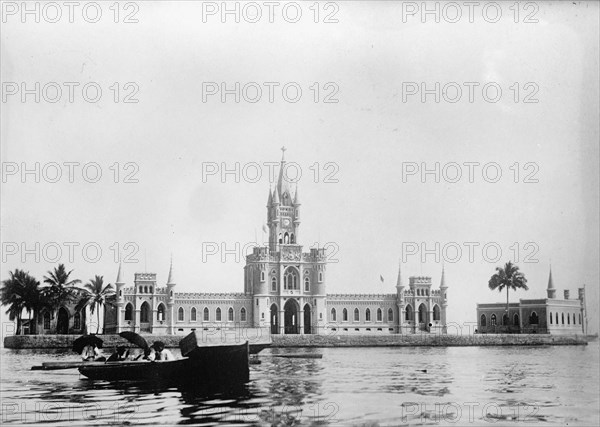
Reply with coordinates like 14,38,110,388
278,233,282,244
228,307,234,321
290,233,295,244
433,305,441,321
144,286,148,293
529,311,539,325
261,271,265,281
74,312,81,330
284,233,289,244
216,307,222,321
140,302,150,323
502,313,509,326
139,286,142,293
331,308,337,321
342,308,348,322
149,286,153,294
271,277,277,291
284,267,299,290
178,307,184,322
579,314,582,325
567,313,570,324
556,312,559,324
480,314,487,326
354,308,359,322
491,314,497,326
377,308,382,321
405,305,413,321
550,312,553,324
513,313,519,327
125,303,133,321
157,304,165,321
572,313,576,325
388,308,394,322
318,272,323,282
43,312,51,329
304,277,310,292
240,307,247,322
191,307,197,322
561,313,565,324
365,308,371,322
203,307,209,321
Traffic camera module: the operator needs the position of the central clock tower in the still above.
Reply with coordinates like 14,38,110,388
267,147,301,251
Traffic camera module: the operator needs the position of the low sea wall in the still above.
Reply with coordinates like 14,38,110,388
3,333,588,349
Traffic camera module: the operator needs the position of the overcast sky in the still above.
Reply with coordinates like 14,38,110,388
1,1,598,334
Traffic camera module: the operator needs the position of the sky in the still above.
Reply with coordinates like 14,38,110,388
1,1,598,335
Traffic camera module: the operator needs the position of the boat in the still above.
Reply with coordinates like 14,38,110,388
79,332,250,386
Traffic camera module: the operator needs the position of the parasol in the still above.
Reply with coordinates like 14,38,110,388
72,335,103,354
119,331,149,350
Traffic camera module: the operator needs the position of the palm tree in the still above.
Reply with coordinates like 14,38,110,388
75,276,115,334
20,273,42,334
42,264,81,316
1,269,40,334
488,261,529,326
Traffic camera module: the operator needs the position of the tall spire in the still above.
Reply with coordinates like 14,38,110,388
277,147,293,205
396,259,403,288
267,185,273,206
167,256,175,285
116,262,124,284
440,264,447,288
547,266,555,289
547,265,556,299
293,183,300,205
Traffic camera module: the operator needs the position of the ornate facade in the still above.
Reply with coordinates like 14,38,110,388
105,150,449,335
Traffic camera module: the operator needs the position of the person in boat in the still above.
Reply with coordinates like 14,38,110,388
81,344,101,361
133,347,154,361
106,345,129,362
151,341,175,361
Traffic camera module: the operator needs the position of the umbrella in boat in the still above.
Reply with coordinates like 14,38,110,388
119,331,149,350
72,335,103,354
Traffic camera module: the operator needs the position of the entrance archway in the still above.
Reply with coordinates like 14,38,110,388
284,299,299,334
418,303,428,331
57,307,69,334
270,304,279,335
303,304,311,335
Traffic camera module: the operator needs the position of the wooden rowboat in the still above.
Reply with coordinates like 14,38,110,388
79,333,249,386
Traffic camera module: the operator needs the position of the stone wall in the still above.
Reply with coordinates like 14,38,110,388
4,332,588,349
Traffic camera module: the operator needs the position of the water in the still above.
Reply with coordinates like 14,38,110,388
1,344,598,425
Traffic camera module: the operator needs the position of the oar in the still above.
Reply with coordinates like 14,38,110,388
270,354,323,359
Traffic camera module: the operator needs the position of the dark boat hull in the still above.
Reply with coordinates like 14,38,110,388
79,342,249,385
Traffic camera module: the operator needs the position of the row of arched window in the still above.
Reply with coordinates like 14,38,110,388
331,307,394,322
549,311,581,326
278,232,296,244
138,286,153,294
403,304,442,321
124,303,249,323
480,313,521,327
415,288,430,296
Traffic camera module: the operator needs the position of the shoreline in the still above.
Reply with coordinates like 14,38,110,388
3,333,590,349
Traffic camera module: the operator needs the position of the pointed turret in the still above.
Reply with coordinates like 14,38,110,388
440,265,447,289
293,184,300,205
272,186,280,205
167,257,175,285
267,186,273,207
396,260,403,289
547,266,556,299
276,146,293,206
116,262,125,284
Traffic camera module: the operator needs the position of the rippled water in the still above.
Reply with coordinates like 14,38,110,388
1,343,598,425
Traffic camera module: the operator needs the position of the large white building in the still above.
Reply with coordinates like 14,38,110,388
105,150,449,335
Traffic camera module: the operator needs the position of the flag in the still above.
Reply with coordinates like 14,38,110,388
262,224,268,233
380,275,384,283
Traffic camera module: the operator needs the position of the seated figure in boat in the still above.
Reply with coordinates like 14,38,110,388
81,344,104,361
151,341,175,361
133,347,154,361
106,345,129,362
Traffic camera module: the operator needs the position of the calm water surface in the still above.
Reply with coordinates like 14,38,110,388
1,343,598,425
